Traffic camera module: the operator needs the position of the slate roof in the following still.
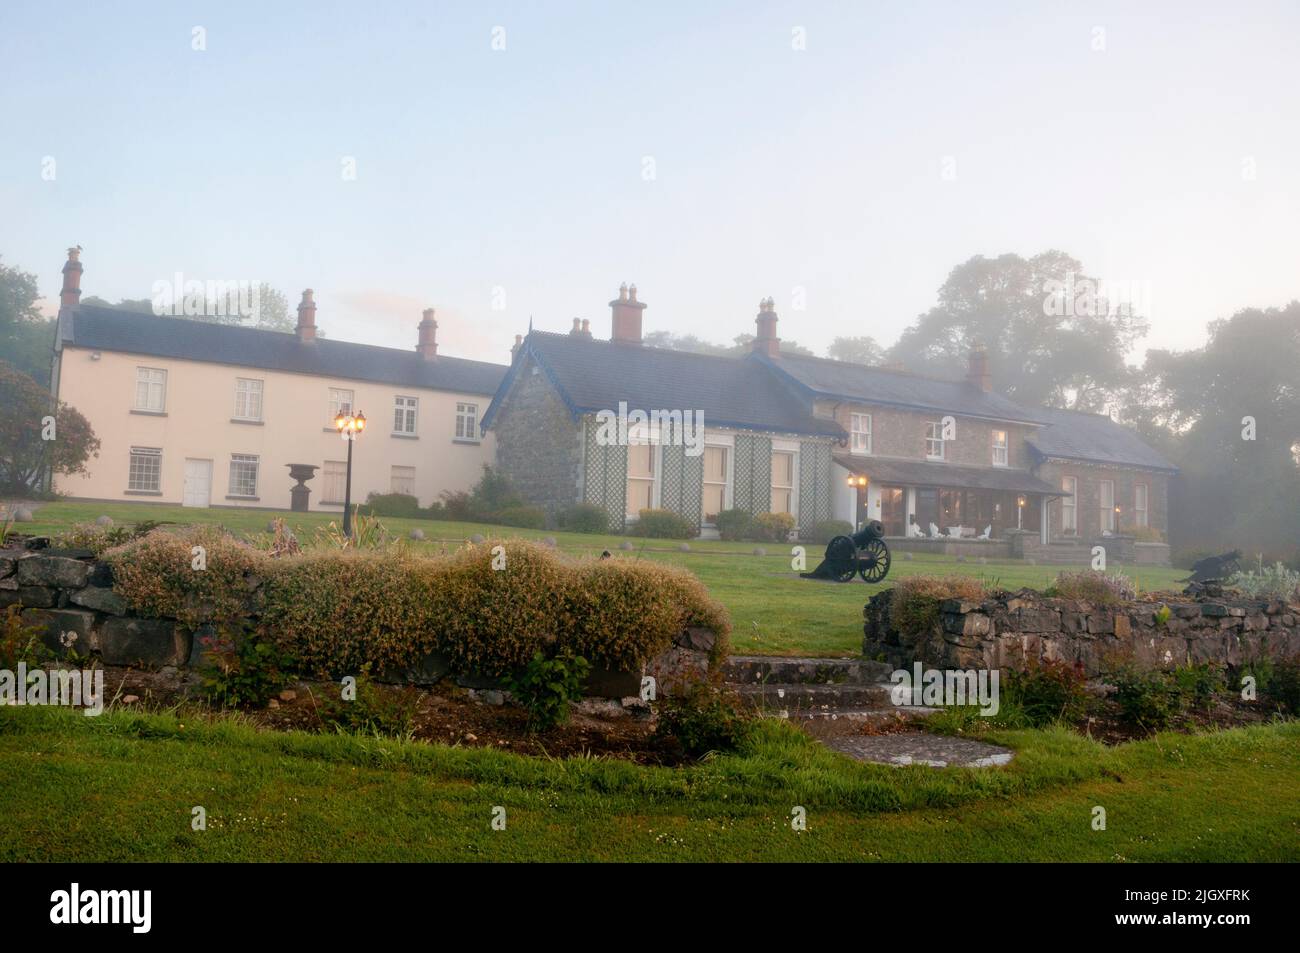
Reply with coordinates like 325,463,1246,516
833,454,1064,495
61,304,507,396
1026,406,1178,472
482,332,844,437
760,352,1054,425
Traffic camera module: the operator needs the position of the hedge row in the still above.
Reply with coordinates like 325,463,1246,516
105,531,731,679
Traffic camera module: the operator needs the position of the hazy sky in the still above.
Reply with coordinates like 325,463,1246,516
3,0,1297,367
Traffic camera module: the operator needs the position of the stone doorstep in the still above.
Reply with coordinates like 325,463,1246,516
723,655,892,686
733,682,894,709
823,733,1015,769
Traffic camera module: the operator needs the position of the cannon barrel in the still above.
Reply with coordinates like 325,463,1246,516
850,519,885,548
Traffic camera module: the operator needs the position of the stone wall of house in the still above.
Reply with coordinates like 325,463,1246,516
863,586,1299,676
1034,459,1170,542
817,400,1037,469
491,356,585,514
1,548,713,698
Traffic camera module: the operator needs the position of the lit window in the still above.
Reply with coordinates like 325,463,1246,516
393,395,418,435
850,413,872,454
128,447,162,492
1134,483,1148,528
228,454,259,498
234,378,264,421
1061,476,1077,532
455,402,479,440
135,367,167,412
992,429,1008,466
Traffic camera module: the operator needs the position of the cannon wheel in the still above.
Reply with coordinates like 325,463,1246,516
825,536,859,582
857,538,891,583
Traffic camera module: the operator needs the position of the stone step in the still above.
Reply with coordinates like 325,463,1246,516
723,655,892,686
733,682,894,710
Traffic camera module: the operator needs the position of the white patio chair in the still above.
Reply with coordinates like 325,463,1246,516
978,525,992,540
928,522,942,539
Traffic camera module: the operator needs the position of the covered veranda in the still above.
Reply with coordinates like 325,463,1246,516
831,455,1067,547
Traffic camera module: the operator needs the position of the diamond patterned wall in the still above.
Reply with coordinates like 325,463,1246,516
732,433,773,514
582,417,628,531
798,439,834,534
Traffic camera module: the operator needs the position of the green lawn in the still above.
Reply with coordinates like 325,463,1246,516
15,500,1188,656
1,706,1295,861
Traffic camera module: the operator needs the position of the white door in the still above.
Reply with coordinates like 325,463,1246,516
183,459,212,508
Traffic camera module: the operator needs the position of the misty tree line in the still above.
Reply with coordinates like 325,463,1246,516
2,250,1297,561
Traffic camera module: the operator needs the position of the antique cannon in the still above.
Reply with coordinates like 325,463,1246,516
800,519,891,583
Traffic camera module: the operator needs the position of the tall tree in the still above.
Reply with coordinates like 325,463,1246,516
0,258,56,386
1119,303,1300,559
0,360,100,493
887,251,1148,410
827,335,886,365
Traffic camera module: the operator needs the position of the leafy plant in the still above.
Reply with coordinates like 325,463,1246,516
505,651,591,731
198,630,297,708
1111,667,1183,730
653,681,753,757
714,508,754,541
0,604,51,668
1267,656,1300,714
1050,570,1137,604
1006,658,1090,727
752,512,796,542
313,512,392,550
493,505,546,529
314,667,420,738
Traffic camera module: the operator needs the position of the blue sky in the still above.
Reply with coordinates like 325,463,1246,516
3,0,1297,365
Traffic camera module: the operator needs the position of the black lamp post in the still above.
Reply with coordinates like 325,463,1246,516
333,410,367,536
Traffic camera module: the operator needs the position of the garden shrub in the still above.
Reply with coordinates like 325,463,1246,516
1,605,50,668
556,503,609,534
1112,666,1184,729
714,508,753,541
890,575,988,637
627,508,697,539
1123,525,1165,543
1268,656,1300,714
564,559,731,672
1005,658,1090,727
1050,570,1136,604
752,512,796,542
359,492,426,519
653,680,753,757
1226,561,1300,603
806,519,855,544
493,505,546,529
105,526,263,629
505,651,591,731
437,490,476,521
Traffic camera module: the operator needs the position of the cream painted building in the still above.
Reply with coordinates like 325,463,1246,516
49,249,506,511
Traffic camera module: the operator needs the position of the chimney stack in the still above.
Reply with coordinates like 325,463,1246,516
966,343,991,392
417,308,438,360
580,318,591,337
610,282,646,344
752,297,780,358
60,246,83,309
570,317,582,335
296,289,317,343
511,333,523,361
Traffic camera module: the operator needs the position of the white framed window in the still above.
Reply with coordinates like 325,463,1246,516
925,420,945,461
702,445,730,523
322,460,347,504
626,429,657,517
391,465,416,497
455,402,479,440
228,454,259,498
991,429,1009,467
128,447,162,492
1061,476,1077,533
234,378,264,421
134,367,167,412
393,395,418,435
329,388,354,420
850,413,872,454
1134,483,1149,528
1099,479,1116,533
771,450,795,515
